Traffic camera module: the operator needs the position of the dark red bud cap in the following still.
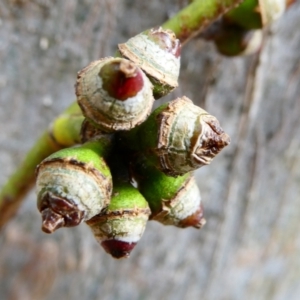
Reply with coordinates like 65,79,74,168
99,60,144,101
101,240,137,259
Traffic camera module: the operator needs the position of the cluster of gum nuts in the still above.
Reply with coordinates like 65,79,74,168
202,0,293,56
35,27,230,259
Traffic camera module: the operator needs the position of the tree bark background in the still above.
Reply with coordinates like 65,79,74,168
0,1,300,299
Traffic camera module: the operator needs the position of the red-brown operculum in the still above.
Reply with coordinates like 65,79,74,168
99,60,144,101
179,203,206,229
101,240,137,259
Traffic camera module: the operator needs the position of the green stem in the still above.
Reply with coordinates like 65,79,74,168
162,0,242,44
0,103,84,229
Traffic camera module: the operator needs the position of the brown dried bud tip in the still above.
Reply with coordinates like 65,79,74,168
39,192,84,234
179,203,206,229
194,114,231,166
151,96,230,176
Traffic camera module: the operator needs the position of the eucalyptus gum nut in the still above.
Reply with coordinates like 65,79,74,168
133,158,205,228
151,176,206,229
224,0,262,29
49,103,84,147
76,57,154,132
224,0,287,30
86,182,150,259
118,27,181,99
139,96,230,176
133,158,191,215
214,27,263,57
36,141,113,233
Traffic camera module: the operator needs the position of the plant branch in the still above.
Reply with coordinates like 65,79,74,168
162,0,243,44
0,103,84,228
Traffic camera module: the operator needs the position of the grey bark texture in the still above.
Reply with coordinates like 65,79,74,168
1,1,300,299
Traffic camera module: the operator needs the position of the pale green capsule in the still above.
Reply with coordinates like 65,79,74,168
36,139,112,234
86,181,150,259
118,27,181,99
138,96,230,176
76,57,154,132
133,157,205,228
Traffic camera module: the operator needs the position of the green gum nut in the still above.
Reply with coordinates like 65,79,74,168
118,27,181,99
224,0,262,29
134,159,205,229
137,96,230,176
50,106,84,147
86,181,150,259
76,57,154,132
224,0,287,29
214,26,263,57
36,138,113,234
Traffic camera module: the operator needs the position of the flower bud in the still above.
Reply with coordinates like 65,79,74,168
76,57,154,132
214,26,263,56
36,139,113,234
224,0,263,29
135,96,230,176
49,105,84,147
86,181,150,259
118,27,181,99
134,159,205,229
224,0,288,29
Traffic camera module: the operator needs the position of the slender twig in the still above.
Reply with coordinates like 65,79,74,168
0,103,83,228
162,0,242,44
0,0,242,229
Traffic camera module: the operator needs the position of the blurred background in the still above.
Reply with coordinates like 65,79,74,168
0,0,300,299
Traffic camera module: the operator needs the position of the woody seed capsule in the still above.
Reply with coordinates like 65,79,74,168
134,158,205,228
224,0,288,29
136,96,230,176
214,26,263,56
86,181,150,259
36,139,113,234
76,57,154,132
118,27,181,99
